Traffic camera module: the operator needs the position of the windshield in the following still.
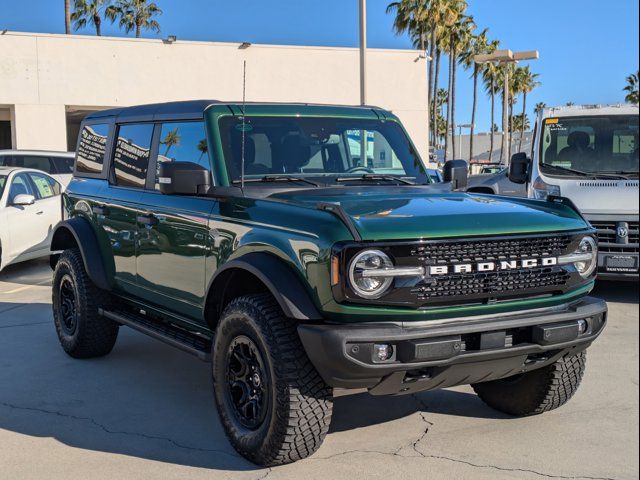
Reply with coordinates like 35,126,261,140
540,115,639,176
0,175,6,198
219,116,429,184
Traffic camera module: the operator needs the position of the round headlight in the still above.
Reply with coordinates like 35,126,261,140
575,237,598,278
348,250,394,299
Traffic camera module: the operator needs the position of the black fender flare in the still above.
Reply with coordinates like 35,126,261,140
50,218,113,291
208,252,323,321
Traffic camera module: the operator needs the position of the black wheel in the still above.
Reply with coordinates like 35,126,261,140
472,351,587,416
212,293,333,466
52,248,119,358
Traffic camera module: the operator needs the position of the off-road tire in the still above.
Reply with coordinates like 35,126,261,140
52,248,119,358
472,351,587,416
212,293,333,466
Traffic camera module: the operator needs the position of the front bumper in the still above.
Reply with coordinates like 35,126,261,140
298,297,608,396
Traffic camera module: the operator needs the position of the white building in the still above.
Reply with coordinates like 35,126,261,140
0,31,429,158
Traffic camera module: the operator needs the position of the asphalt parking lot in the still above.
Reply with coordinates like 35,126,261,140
0,259,638,480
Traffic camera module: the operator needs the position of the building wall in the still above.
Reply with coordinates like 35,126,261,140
0,32,429,157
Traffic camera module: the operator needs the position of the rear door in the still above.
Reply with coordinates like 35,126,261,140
26,172,63,250
100,123,154,292
135,121,214,321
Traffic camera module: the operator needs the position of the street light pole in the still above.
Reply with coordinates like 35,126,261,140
359,0,367,107
474,49,539,165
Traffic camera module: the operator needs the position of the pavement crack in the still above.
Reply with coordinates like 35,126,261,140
0,401,241,459
0,321,49,329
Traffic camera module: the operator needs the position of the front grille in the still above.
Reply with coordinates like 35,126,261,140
591,220,639,253
408,235,573,265
337,233,586,308
410,269,571,301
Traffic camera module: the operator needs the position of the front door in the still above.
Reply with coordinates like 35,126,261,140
135,121,214,322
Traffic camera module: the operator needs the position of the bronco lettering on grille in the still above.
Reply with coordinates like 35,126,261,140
429,257,558,276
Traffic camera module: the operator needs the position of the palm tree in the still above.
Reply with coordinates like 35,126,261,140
197,139,208,162
624,71,639,105
441,12,474,160
65,0,72,34
71,0,109,36
106,0,162,38
534,102,546,116
565,101,575,106
516,65,540,151
161,128,180,156
512,113,530,134
460,28,495,162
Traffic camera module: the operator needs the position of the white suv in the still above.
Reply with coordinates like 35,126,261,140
0,150,75,187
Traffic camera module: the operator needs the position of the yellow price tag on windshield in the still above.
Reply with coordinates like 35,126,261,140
545,118,559,124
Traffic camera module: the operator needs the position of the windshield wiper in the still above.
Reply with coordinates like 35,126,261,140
232,176,320,187
542,164,629,180
335,174,415,185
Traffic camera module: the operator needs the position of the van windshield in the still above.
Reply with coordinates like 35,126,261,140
219,116,429,184
540,115,639,177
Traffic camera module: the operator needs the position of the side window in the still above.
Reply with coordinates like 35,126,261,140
77,123,110,175
11,155,54,173
113,123,154,188
156,122,209,189
29,173,61,199
8,173,35,204
0,155,8,167
51,156,74,174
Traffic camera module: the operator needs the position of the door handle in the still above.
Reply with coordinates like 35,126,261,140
92,205,110,216
137,214,158,226
35,210,44,215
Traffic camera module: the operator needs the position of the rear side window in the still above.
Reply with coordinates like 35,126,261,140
156,122,209,189
51,156,74,174
76,124,110,175
10,155,54,173
113,123,154,188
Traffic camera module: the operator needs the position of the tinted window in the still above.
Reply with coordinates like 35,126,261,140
8,174,35,204
29,173,61,198
77,124,110,175
0,175,7,198
10,155,53,173
113,123,154,188
156,122,209,189
51,155,74,174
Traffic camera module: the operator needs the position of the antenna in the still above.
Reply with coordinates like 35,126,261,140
240,60,247,190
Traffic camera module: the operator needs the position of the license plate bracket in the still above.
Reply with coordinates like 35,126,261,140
604,254,639,273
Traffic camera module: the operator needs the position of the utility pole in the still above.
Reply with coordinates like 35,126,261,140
474,49,539,165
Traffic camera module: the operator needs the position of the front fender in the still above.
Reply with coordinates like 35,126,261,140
208,252,323,321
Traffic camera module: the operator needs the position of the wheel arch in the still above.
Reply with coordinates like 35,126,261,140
50,218,113,291
204,252,323,331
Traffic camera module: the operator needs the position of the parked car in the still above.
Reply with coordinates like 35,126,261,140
0,167,63,270
479,163,504,175
467,104,639,281
0,150,75,187
50,101,607,466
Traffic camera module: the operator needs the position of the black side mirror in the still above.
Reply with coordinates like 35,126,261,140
508,152,531,184
443,159,469,191
158,161,211,195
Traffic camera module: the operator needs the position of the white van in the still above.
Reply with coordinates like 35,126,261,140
522,104,639,280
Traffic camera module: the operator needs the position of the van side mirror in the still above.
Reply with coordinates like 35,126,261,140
12,194,36,206
158,162,211,195
508,152,531,184
443,160,469,191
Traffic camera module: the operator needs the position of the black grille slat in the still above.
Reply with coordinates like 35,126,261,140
591,221,639,252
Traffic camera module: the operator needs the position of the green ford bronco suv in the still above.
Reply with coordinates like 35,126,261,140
50,101,607,466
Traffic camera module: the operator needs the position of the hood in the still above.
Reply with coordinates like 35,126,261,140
552,179,639,215
268,187,589,241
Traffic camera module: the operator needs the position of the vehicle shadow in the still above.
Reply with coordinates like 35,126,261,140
0,258,52,287
0,304,508,472
593,280,639,304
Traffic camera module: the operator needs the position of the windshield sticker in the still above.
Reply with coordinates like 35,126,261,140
235,123,254,133
545,118,559,125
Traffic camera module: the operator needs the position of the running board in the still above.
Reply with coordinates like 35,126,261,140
99,308,211,361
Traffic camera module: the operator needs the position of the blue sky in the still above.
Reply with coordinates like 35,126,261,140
1,0,638,131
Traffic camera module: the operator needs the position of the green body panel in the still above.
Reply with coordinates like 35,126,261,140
63,103,595,330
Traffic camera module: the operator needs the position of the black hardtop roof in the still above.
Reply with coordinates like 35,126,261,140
84,100,386,123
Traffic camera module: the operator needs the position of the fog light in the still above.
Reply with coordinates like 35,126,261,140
374,344,394,362
577,319,588,334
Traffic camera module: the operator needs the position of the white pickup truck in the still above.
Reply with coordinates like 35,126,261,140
470,104,639,281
